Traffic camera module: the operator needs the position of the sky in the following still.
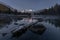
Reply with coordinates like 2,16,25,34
0,0,60,11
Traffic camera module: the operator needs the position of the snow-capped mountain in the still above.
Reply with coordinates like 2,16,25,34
20,9,34,13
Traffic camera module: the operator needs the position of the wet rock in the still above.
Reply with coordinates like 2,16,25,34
37,18,43,22
12,28,27,38
14,23,18,25
29,24,46,35
2,33,7,36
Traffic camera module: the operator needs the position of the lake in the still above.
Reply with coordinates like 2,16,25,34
0,16,60,40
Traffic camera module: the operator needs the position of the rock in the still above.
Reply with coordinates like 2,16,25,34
2,33,7,36
29,24,46,35
12,28,27,37
37,18,43,22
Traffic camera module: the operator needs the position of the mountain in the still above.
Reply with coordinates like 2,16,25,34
0,2,60,16
0,2,15,13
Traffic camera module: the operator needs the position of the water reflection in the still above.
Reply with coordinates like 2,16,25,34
45,19,60,27
17,21,60,40
10,18,60,40
0,18,12,29
0,18,60,40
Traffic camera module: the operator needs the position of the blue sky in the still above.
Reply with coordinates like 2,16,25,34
0,0,60,10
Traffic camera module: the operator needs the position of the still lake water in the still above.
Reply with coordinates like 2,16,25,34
15,21,60,40
0,18,60,40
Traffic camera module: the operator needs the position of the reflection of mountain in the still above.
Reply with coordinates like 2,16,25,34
0,16,12,23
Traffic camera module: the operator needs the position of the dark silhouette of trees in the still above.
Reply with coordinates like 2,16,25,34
37,4,60,15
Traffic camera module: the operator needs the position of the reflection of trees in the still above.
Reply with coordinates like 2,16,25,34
46,19,60,27
54,20,60,27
